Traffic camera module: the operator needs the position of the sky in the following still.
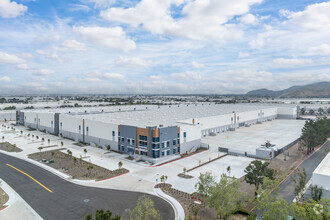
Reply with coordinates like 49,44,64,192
0,0,330,95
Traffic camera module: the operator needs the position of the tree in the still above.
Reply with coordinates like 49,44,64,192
1,136,4,142
84,148,87,157
257,193,289,220
61,141,64,147
309,109,315,115
85,209,122,220
207,174,246,219
67,149,73,158
300,108,306,115
244,160,274,197
292,168,307,202
107,145,111,152
129,195,162,220
290,198,330,220
48,139,50,145
38,146,43,159
311,185,323,201
42,137,44,142
195,172,216,200
227,165,231,177
87,164,94,176
183,167,187,174
118,161,123,169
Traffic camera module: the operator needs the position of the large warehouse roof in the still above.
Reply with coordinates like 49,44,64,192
68,104,277,127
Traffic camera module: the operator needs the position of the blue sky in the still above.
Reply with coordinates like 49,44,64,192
0,0,329,94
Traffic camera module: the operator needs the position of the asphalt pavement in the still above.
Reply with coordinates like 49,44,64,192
276,140,330,203
0,152,175,220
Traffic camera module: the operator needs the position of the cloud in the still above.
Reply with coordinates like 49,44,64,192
150,75,162,80
17,63,29,69
170,71,202,81
281,2,330,32
36,50,62,62
103,73,125,79
115,56,152,67
240,14,258,25
309,44,330,55
191,62,204,68
20,53,34,59
100,0,262,42
0,51,25,64
216,69,272,83
33,69,55,76
84,77,101,82
0,76,11,82
73,26,136,52
0,0,27,18
56,40,88,52
273,58,312,66
85,0,116,9
238,52,250,58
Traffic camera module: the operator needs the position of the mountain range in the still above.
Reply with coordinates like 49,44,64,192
246,82,330,98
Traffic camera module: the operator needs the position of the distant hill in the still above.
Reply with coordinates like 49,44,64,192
246,82,330,98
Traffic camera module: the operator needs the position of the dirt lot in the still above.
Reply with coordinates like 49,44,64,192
28,150,129,181
238,142,306,210
0,142,22,152
0,186,9,209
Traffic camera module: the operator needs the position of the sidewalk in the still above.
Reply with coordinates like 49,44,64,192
154,187,185,220
0,178,42,220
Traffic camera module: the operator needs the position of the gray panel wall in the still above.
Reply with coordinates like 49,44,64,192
158,126,179,157
119,125,137,154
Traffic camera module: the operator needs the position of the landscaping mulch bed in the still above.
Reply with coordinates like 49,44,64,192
0,186,9,209
177,173,194,179
180,147,208,159
0,142,22,152
28,150,129,181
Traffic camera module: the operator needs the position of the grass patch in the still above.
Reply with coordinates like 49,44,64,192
28,150,129,181
0,142,22,152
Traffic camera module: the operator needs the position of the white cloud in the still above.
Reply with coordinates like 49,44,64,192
238,52,250,58
103,73,125,79
56,40,88,52
0,76,11,82
33,69,55,76
36,50,62,62
240,14,258,25
281,2,330,32
100,0,262,42
150,75,162,80
191,62,204,68
170,71,202,81
17,63,29,69
0,51,25,64
273,58,312,66
309,44,330,55
115,56,152,67
73,26,136,52
0,0,27,18
86,0,116,9
216,69,272,82
20,53,34,59
84,77,101,82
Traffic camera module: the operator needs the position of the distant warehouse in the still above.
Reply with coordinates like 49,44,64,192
16,104,299,163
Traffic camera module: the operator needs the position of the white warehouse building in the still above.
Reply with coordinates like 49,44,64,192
16,104,299,162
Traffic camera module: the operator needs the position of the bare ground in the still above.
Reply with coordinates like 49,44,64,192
28,150,128,181
0,186,9,209
0,142,22,152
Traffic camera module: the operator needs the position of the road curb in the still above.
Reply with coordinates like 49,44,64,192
154,187,185,220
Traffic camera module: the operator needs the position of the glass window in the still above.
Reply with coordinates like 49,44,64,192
167,150,170,155
167,141,170,147
173,140,176,145
178,147,180,153
121,137,124,142
162,151,165,156
112,131,115,136
86,127,88,131
79,125,81,130
121,146,124,151
128,139,131,144
152,137,159,142
178,133,180,138
162,142,165,148
118,132,120,136
177,138,180,143
173,149,176,154
183,132,186,138
132,139,135,145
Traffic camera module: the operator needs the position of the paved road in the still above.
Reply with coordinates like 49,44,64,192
0,153,175,220
276,140,330,203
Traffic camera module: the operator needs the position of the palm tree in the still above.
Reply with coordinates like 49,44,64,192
48,139,50,146
84,148,87,157
61,141,64,147
38,146,43,159
227,165,231,177
2,136,4,142
107,145,111,153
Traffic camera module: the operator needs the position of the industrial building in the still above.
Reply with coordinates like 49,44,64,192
312,151,330,197
16,104,299,162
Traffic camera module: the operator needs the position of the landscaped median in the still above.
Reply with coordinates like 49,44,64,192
0,182,9,212
28,149,129,181
0,142,22,153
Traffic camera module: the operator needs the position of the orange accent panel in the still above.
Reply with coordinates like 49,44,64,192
152,129,159,137
136,127,149,156
177,127,180,133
